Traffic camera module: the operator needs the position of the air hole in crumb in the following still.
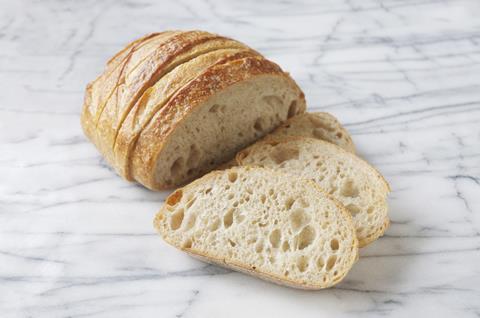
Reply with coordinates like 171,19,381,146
367,206,374,214
186,145,200,169
238,132,244,137
336,132,342,138
255,240,264,253
281,241,290,252
297,255,309,272
330,239,339,251
263,95,283,108
260,194,266,204
298,197,310,208
345,204,361,216
247,236,257,245
224,209,234,228
166,190,183,206
235,211,245,223
270,144,299,164
228,239,236,247
287,100,298,118
285,197,295,210
209,104,220,113
170,209,184,230
326,255,337,271
356,227,364,236
184,214,196,230
316,257,325,269
254,117,265,131
228,172,238,183
170,157,183,177
208,217,220,232
269,229,281,248
289,209,310,231
341,179,359,198
296,226,315,250
205,188,212,194
227,193,234,200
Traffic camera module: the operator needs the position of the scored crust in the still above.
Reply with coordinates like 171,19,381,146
95,31,240,165
81,32,175,145
114,49,261,180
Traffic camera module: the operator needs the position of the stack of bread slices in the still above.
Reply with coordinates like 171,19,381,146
81,30,390,290
155,112,390,289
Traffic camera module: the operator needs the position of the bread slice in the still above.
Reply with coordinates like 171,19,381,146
236,137,390,247
154,166,358,289
272,112,355,153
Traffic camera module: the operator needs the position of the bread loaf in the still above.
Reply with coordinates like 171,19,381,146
154,166,358,289
236,137,390,247
81,31,306,190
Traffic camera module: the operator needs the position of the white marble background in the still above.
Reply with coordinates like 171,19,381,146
1,0,480,317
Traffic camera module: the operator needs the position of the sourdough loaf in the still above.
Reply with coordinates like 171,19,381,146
155,166,358,289
81,31,306,190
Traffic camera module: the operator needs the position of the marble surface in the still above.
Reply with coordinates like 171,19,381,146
1,0,480,317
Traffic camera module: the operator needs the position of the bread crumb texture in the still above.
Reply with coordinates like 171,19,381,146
155,166,358,289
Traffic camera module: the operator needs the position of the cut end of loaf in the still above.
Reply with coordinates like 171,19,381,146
150,74,306,190
155,166,358,289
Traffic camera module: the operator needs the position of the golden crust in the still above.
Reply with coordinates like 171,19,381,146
81,32,171,146
96,32,254,169
130,56,301,190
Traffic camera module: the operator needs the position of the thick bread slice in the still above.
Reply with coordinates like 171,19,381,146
236,137,390,247
95,32,252,165
115,49,259,179
154,166,359,290
82,32,179,144
131,56,305,190
272,112,355,153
